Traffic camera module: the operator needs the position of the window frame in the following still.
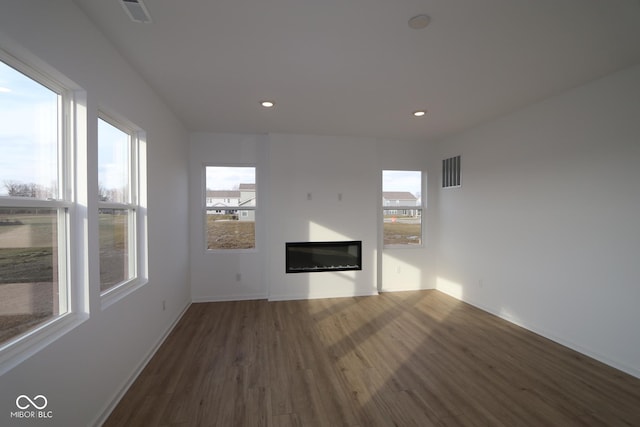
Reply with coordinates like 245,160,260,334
97,112,148,307
203,164,258,253
382,170,425,249
0,48,88,375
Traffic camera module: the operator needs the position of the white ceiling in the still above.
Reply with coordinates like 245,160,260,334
74,0,640,141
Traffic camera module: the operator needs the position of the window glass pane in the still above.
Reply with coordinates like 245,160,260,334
206,210,255,250
383,209,422,246
382,170,421,203
0,61,59,199
205,166,256,250
99,208,131,291
98,118,130,203
0,208,63,344
382,170,422,246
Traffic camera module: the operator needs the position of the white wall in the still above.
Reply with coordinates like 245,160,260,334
190,133,435,301
189,133,269,301
266,134,379,300
0,1,190,425
434,64,640,378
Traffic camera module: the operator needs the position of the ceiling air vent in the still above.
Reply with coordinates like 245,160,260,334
120,0,152,24
442,155,461,188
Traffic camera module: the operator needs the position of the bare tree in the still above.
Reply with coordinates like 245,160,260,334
98,183,127,202
98,183,110,202
4,180,39,197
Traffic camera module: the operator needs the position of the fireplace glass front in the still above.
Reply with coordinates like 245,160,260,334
286,241,362,273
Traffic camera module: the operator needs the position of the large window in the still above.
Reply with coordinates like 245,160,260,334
98,116,145,294
205,166,256,250
0,56,72,345
382,170,423,247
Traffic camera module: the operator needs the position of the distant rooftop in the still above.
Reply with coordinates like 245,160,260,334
383,191,417,200
206,190,240,198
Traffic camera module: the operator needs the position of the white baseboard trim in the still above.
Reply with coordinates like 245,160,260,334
192,293,268,303
194,291,382,303
268,290,379,302
379,285,434,293
92,301,191,427
434,288,640,380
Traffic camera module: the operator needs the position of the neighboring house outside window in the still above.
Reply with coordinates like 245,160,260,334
238,183,256,222
383,192,420,217
205,190,240,215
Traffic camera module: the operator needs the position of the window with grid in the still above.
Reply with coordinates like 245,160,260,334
205,166,256,251
382,170,423,247
98,115,145,294
0,54,74,346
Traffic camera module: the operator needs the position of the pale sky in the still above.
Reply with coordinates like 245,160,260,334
206,166,256,191
383,170,422,197
0,61,133,198
98,117,129,194
0,60,58,196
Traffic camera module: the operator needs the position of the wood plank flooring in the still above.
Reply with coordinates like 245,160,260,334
104,290,640,426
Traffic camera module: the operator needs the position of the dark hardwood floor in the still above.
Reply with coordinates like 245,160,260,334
104,290,640,426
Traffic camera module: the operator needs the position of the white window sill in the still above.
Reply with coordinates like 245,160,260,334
383,244,425,250
100,277,148,311
0,312,89,376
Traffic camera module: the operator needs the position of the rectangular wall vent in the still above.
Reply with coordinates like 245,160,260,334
121,0,152,23
442,155,461,188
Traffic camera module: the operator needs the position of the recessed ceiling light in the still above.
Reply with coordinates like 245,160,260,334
261,101,274,108
408,14,431,30
413,110,427,117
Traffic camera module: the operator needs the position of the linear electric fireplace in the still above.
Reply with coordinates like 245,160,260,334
286,241,362,273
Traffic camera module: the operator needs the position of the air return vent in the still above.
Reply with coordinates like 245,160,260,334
120,0,152,23
442,155,461,188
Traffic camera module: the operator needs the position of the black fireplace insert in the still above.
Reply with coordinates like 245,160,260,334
286,241,362,273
